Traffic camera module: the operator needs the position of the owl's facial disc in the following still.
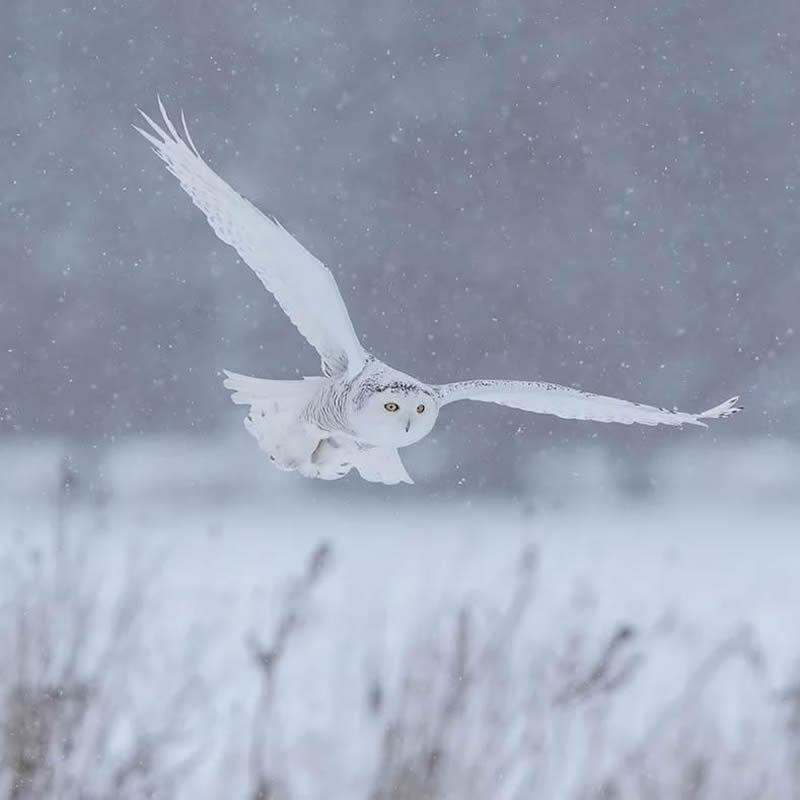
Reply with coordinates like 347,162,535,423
357,384,438,447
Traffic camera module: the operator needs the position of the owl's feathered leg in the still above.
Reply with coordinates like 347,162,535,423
303,439,413,484
302,437,355,480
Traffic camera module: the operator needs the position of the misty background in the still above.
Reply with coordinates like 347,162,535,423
2,1,800,799
3,0,798,490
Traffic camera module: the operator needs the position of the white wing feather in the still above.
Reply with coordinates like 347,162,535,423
435,380,742,428
134,98,368,378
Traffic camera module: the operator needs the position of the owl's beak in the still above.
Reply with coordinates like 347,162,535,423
405,418,411,433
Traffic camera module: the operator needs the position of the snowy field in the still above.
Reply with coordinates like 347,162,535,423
2,436,799,799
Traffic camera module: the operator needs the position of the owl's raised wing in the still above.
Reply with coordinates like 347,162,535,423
135,98,368,378
435,379,742,428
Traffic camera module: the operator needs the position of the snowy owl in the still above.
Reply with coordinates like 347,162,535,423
136,99,742,485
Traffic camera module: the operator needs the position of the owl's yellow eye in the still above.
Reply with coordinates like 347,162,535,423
383,402,399,412
416,404,425,413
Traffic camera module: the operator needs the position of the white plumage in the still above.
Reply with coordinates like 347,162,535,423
435,380,741,428
136,98,366,379
136,100,742,485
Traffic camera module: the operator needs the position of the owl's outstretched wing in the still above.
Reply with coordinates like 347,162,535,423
435,380,742,428
134,98,368,378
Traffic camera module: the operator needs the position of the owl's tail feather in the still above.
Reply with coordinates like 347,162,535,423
222,370,329,473
222,370,324,409
352,446,414,485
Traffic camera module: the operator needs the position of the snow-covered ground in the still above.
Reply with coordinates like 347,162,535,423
1,436,799,798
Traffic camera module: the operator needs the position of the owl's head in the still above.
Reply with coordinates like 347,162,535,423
354,379,439,447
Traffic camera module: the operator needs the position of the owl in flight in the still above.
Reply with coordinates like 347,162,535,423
136,99,741,485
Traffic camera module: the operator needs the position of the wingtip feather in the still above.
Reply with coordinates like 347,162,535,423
181,108,201,156
698,395,744,421
136,107,170,143
132,124,162,149
158,95,181,141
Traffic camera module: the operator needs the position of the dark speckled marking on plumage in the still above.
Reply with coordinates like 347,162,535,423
296,358,438,438
381,381,420,393
351,363,437,410
301,378,356,435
